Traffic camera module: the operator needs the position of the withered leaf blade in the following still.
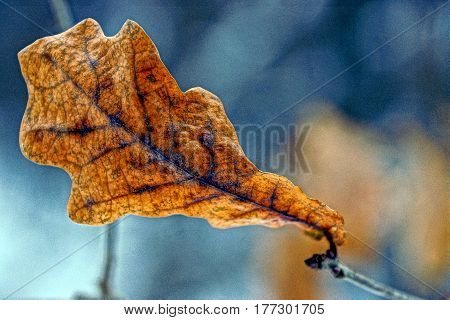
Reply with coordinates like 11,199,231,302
18,19,345,245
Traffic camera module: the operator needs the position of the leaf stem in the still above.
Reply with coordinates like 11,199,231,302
305,238,422,300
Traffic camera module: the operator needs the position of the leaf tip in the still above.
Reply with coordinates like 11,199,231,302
121,19,145,35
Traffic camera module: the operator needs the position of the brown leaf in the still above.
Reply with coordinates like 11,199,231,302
18,19,345,245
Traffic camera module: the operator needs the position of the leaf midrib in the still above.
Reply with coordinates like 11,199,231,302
30,33,320,233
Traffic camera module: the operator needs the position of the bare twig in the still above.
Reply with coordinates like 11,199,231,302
305,233,422,300
73,222,120,300
48,0,74,31
98,222,118,299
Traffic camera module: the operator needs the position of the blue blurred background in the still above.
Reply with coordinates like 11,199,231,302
0,0,447,299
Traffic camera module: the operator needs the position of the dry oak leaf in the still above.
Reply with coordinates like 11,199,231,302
18,19,345,245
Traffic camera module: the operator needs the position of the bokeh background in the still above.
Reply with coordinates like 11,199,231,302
0,0,447,299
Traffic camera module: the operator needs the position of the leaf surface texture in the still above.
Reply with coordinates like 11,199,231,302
18,19,345,244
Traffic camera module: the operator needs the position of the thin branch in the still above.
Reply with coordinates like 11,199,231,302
305,233,422,300
73,222,120,300
48,0,74,31
98,222,118,299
